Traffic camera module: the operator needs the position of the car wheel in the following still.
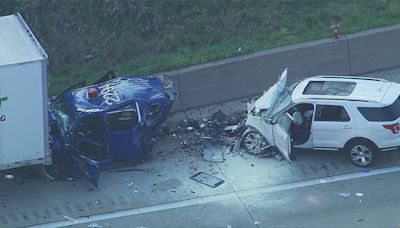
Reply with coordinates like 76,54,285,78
347,141,375,167
240,128,272,156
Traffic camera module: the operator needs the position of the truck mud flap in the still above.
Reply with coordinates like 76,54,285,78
70,153,99,188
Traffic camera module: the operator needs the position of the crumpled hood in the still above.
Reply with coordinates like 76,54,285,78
253,68,287,116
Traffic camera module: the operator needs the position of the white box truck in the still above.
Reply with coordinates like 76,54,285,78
0,13,51,170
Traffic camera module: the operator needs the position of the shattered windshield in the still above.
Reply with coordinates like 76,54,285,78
50,95,77,135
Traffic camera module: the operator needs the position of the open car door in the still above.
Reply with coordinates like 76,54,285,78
70,152,99,187
272,113,292,162
70,115,107,188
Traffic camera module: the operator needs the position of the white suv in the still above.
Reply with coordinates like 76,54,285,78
240,69,400,167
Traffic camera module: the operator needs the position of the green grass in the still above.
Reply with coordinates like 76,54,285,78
1,0,400,95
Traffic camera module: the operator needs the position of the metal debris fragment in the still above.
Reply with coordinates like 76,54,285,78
114,168,147,173
190,172,225,188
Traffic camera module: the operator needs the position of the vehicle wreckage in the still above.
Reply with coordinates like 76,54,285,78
239,69,400,167
0,13,174,187
48,72,175,187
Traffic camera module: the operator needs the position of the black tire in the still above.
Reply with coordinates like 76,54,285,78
240,128,273,156
346,140,376,167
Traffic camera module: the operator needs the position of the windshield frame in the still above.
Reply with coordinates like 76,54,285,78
50,94,77,136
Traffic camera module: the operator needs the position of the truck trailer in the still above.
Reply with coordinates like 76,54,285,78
0,13,50,170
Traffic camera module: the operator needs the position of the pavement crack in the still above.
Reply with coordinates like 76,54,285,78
216,162,260,227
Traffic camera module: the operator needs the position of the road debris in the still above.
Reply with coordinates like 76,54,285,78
355,192,363,197
190,172,225,188
63,215,78,223
337,192,351,198
4,174,14,180
88,223,103,228
114,168,147,173
202,139,224,162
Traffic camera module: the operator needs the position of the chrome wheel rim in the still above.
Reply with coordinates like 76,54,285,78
243,131,269,155
350,145,373,166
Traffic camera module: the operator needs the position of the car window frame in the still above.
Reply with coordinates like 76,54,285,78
314,104,351,122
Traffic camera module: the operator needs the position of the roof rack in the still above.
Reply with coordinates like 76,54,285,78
298,97,378,103
312,76,387,82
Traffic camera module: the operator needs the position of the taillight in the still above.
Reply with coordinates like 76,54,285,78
383,123,400,134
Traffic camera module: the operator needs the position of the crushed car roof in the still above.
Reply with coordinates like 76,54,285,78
292,76,398,104
70,76,167,112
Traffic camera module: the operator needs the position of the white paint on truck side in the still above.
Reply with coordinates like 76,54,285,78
0,13,49,170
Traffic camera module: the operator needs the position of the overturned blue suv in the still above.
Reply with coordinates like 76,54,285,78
48,72,174,187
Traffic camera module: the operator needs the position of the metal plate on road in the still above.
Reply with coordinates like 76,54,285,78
190,172,225,188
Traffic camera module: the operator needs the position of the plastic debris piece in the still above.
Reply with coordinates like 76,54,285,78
337,192,351,198
88,223,103,228
254,221,261,225
134,189,138,193
355,193,363,197
128,182,134,187
187,127,194,130
4,174,14,180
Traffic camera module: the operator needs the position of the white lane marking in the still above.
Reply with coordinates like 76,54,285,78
31,165,400,228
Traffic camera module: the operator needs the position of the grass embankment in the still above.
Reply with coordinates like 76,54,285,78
1,0,400,95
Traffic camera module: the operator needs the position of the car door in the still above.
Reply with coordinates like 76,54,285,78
106,103,143,161
312,103,354,149
71,115,107,187
272,113,292,162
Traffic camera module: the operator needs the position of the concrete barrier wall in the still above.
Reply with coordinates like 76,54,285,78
162,24,400,113
347,24,400,75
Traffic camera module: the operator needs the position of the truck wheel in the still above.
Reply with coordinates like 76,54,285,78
347,140,375,167
240,128,272,156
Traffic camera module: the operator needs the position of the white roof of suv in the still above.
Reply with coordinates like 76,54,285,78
292,76,400,104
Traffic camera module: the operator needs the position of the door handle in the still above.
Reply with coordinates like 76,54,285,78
343,125,352,129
